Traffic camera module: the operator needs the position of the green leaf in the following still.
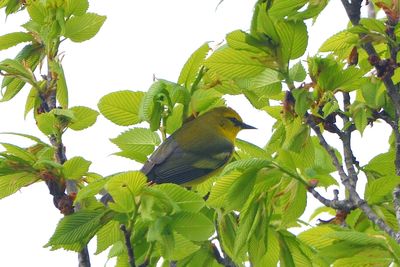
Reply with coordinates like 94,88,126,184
98,90,145,126
0,172,39,199
298,225,337,249
275,20,308,63
319,30,358,56
74,178,107,203
155,183,204,212
64,13,106,42
0,32,33,51
233,198,258,258
178,42,209,88
0,59,35,86
326,231,387,247
235,138,270,159
111,128,161,163
292,89,311,116
205,46,270,79
163,232,200,261
268,0,308,18
105,171,147,213
46,210,109,251
24,87,38,118
226,168,257,211
281,181,307,226
55,64,68,108
221,158,271,175
27,1,47,23
65,0,89,16
95,220,122,255
364,150,396,176
62,156,91,180
1,143,36,163
170,211,214,241
36,113,56,135
289,61,307,82
207,171,241,208
226,29,266,53
365,175,400,204
69,106,99,131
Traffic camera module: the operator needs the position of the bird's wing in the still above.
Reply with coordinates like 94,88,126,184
142,137,233,185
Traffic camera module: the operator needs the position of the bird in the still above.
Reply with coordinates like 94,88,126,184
100,106,255,204
141,106,256,186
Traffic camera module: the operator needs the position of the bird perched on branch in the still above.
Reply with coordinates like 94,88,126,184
101,106,255,204
141,106,256,185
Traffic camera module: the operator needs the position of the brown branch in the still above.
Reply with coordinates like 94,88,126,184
307,186,356,211
307,113,400,242
393,186,400,231
121,224,135,267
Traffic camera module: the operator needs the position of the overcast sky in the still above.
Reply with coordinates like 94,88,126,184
0,1,389,266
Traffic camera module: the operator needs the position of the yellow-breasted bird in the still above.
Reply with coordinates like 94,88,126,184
101,107,255,204
141,106,256,186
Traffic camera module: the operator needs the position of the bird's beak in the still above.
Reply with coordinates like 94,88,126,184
239,121,257,129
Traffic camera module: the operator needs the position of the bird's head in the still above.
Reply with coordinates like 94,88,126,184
205,106,256,141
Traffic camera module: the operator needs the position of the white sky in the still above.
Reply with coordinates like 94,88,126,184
0,1,390,266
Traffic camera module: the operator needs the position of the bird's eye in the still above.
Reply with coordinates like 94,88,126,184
228,117,241,126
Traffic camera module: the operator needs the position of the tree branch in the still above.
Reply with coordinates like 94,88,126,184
393,186,400,231
307,186,356,211
121,224,136,267
307,113,400,242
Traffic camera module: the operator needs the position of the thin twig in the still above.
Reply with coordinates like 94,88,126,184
307,113,400,242
393,186,400,231
121,224,136,267
307,187,356,211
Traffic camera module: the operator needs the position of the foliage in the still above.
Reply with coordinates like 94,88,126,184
1,0,400,266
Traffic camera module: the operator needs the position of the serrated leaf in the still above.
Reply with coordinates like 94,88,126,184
164,232,200,261
207,170,241,208
170,211,214,241
56,64,68,108
64,13,106,42
74,178,107,203
289,61,307,82
221,158,271,175
155,183,204,212
69,106,99,131
281,181,307,226
205,46,270,79
46,210,109,251
95,220,122,255
226,168,257,211
365,175,400,204
276,20,308,63
0,32,33,51
236,138,269,159
364,150,396,176
111,128,161,163
62,156,91,180
36,113,56,135
105,171,147,213
98,90,144,126
326,231,387,247
1,142,36,163
0,172,39,199
65,0,89,16
268,0,308,18
319,30,358,55
178,42,209,88
298,225,337,249
27,1,47,23
24,87,38,118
